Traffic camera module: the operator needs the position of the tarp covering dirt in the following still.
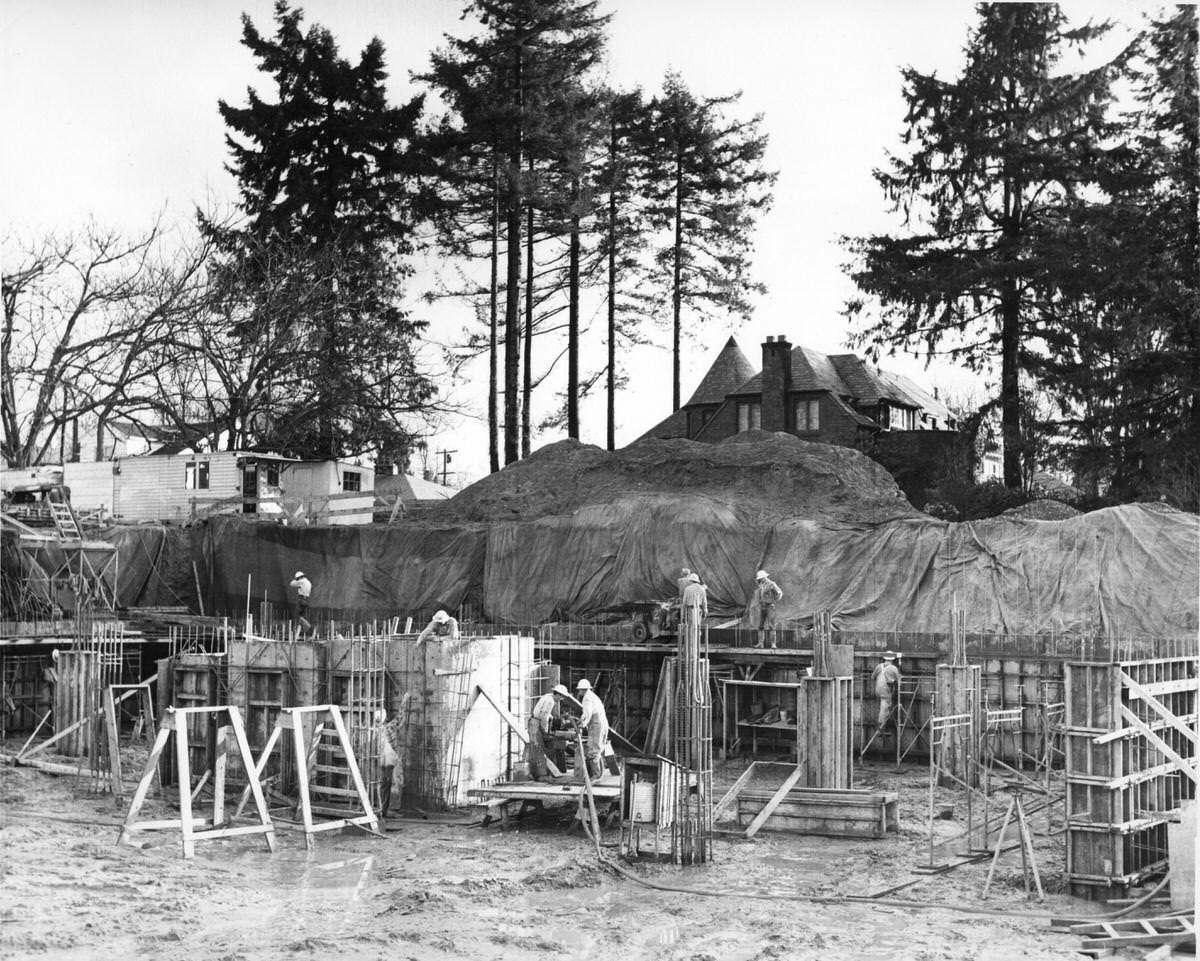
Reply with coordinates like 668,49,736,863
105,434,1198,636
198,518,487,623
103,524,198,610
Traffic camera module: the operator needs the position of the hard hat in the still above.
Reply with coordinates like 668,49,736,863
374,708,387,724
552,684,569,696
576,678,591,690
294,571,305,579
882,650,897,661
756,570,769,580
687,572,700,583
433,610,450,624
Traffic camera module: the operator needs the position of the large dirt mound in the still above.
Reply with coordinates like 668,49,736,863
427,432,918,524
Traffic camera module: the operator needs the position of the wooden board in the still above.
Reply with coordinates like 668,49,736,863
735,788,899,838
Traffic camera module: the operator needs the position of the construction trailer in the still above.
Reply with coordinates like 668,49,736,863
63,452,375,525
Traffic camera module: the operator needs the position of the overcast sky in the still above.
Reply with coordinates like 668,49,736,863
1,0,1148,482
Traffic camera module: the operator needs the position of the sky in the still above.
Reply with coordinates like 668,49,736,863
0,0,1150,484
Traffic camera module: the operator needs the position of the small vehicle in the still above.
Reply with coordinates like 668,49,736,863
627,599,680,642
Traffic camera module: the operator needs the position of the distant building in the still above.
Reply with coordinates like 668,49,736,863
639,335,958,447
63,451,375,525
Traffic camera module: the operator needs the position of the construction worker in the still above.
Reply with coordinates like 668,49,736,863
676,567,692,600
574,678,609,779
289,571,313,629
680,571,708,627
417,609,460,642
527,684,569,780
373,708,400,820
751,570,783,649
871,651,902,736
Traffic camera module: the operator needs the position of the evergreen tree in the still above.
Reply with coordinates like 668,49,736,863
1040,7,1198,505
844,4,1125,488
201,0,432,463
641,72,775,413
422,0,609,465
587,88,654,450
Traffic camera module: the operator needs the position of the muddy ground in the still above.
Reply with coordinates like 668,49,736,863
1,750,1114,961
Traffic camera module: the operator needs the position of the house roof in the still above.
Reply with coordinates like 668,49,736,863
682,336,757,407
735,345,857,397
376,473,455,502
636,407,690,443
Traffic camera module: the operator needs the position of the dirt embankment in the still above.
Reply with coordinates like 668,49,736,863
427,433,919,525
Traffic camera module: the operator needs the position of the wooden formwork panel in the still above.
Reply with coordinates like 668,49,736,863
735,788,898,838
1065,657,1197,898
53,651,99,757
796,677,852,789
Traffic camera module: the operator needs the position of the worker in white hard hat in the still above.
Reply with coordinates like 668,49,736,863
527,684,570,781
680,571,708,633
871,651,903,737
573,678,609,779
416,608,460,643
288,570,313,630
751,569,783,650
676,567,693,601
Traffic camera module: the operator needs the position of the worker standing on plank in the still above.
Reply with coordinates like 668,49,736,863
374,708,401,820
574,678,609,779
527,684,569,781
680,571,708,628
289,571,313,630
417,609,460,642
871,651,902,736
676,567,692,601
751,570,783,649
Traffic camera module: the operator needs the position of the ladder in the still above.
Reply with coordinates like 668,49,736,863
49,500,81,539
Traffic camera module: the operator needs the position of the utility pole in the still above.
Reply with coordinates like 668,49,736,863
436,449,457,487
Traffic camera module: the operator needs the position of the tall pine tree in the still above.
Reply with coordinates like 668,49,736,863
1039,7,1198,505
844,4,1125,488
201,0,432,464
422,0,609,466
641,72,775,413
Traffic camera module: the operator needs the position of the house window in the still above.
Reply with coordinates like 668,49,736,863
794,398,820,432
342,470,361,492
265,464,280,487
736,402,761,433
185,460,210,490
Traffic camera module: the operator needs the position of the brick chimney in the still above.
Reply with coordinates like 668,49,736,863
761,334,792,431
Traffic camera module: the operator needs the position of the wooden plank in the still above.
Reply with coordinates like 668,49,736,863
744,766,803,839
1119,672,1199,746
712,761,758,820
102,688,123,798
474,684,529,745
1117,705,1198,785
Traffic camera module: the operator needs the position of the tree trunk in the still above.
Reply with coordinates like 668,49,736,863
567,175,581,440
503,51,523,467
606,119,617,452
522,155,535,459
1000,279,1022,489
489,155,500,474
672,143,684,412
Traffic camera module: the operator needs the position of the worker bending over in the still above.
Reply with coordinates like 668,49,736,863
871,651,902,736
574,678,609,779
417,609,460,642
527,684,569,780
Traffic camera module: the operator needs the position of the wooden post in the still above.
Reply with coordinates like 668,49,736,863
102,687,123,798
935,664,981,788
796,677,853,789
